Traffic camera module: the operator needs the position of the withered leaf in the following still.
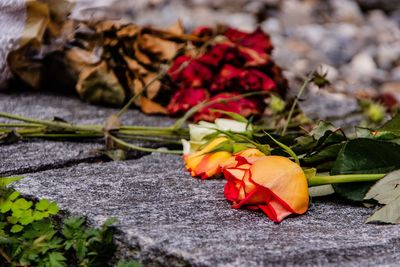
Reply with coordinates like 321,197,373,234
65,47,102,72
166,21,184,35
123,56,148,75
143,72,161,100
126,75,144,98
133,41,152,65
76,61,125,105
20,1,50,47
7,49,42,89
95,20,123,33
0,131,21,144
100,149,127,161
117,25,140,38
140,97,168,114
139,34,182,61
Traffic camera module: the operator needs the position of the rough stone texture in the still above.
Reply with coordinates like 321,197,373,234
0,92,176,175
0,92,176,127
13,153,400,267
0,141,102,176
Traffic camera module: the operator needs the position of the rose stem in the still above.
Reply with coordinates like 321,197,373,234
108,135,182,154
281,70,315,136
173,91,269,130
308,173,385,187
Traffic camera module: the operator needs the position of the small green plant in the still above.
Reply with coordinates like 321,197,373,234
0,176,140,267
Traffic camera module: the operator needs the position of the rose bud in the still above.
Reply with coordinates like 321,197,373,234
223,155,309,222
184,137,232,179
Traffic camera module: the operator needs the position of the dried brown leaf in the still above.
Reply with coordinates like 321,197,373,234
76,61,125,105
140,97,168,114
133,41,152,65
7,49,42,89
117,25,140,38
139,34,182,61
166,21,184,35
95,20,123,32
143,73,161,100
123,56,148,75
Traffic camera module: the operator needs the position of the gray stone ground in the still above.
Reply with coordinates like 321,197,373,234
2,93,400,266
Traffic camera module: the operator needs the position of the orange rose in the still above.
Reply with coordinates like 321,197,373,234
184,137,232,179
223,155,309,222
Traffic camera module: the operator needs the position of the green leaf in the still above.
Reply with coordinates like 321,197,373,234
366,196,400,224
380,114,400,133
364,169,400,204
333,182,375,202
8,191,20,201
331,138,400,201
47,202,59,215
209,109,248,123
14,198,33,210
0,176,22,187
310,121,337,140
303,143,343,165
10,224,23,233
36,199,50,211
331,139,400,175
0,200,12,213
33,211,48,221
19,213,34,226
47,252,66,267
7,216,18,224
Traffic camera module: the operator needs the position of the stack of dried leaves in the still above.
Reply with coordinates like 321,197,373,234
6,0,287,121
64,20,198,114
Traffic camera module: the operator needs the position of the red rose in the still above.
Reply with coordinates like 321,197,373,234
167,87,209,115
193,92,262,122
198,42,267,68
239,69,276,92
197,44,230,67
168,56,213,88
210,64,242,91
224,27,273,55
210,65,276,92
192,26,214,38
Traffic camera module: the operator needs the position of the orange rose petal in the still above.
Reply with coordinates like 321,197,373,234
222,155,309,222
184,137,232,178
195,151,232,179
250,156,309,215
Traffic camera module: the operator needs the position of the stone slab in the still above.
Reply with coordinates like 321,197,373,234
0,92,176,126
0,141,102,176
13,153,400,267
0,92,177,175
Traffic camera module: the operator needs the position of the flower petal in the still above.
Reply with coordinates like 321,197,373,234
250,156,309,215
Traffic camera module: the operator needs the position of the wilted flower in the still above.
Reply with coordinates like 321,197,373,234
223,155,309,222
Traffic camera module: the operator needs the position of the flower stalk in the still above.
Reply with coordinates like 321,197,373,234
308,173,385,187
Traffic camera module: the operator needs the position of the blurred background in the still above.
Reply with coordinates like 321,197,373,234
71,0,400,116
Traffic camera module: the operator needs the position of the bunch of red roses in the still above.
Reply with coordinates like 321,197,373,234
166,26,288,122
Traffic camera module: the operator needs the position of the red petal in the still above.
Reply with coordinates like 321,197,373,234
167,87,209,115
